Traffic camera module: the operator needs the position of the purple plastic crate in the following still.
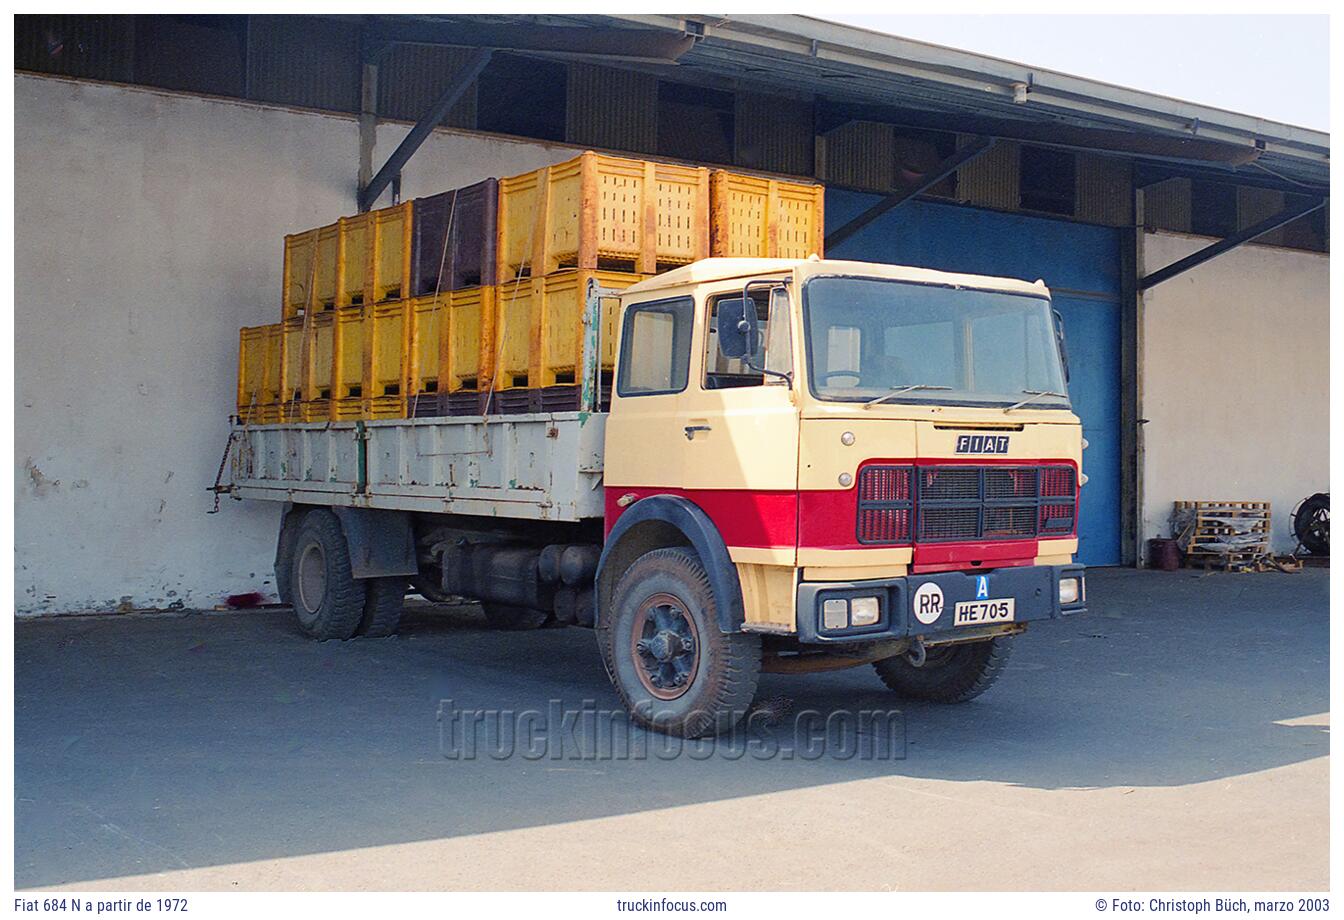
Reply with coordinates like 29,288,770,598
411,179,498,295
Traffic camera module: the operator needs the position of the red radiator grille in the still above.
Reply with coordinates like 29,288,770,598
854,463,1078,545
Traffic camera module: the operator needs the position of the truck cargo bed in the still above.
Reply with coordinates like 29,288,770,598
230,413,606,522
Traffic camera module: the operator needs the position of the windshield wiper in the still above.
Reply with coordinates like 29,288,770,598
1004,389,1069,412
863,384,952,409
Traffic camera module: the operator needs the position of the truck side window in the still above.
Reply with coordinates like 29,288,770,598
704,289,792,389
616,297,694,397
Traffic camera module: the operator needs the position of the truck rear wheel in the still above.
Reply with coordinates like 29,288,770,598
599,548,761,738
872,637,1013,703
289,509,365,641
359,577,405,638
274,507,308,609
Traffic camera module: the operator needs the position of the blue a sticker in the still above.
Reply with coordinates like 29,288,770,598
976,575,990,600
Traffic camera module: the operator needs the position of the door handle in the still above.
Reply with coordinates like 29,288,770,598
684,425,711,440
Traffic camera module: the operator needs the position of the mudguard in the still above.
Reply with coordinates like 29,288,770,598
332,507,419,578
597,495,745,634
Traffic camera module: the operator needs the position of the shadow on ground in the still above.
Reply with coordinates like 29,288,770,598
14,567,1328,887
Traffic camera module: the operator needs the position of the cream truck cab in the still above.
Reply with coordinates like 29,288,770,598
233,257,1086,739
596,257,1085,735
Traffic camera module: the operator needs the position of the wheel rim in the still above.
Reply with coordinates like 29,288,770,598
296,541,327,616
630,592,700,700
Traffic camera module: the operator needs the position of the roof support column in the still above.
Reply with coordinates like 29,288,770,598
358,46,493,213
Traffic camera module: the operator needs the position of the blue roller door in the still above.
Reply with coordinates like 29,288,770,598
826,192,1122,565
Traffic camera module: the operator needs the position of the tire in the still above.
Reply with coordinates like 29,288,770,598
274,508,308,609
872,637,1012,703
598,548,761,738
288,509,365,641
480,603,552,631
1293,493,1329,556
359,577,406,638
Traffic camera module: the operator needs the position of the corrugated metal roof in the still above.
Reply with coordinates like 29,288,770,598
589,13,1328,188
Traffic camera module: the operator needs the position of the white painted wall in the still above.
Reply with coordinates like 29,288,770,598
1139,230,1329,553
14,74,580,614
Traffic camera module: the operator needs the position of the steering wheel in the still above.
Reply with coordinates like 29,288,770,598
820,370,861,383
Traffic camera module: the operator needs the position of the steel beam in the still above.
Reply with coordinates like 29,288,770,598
824,137,996,251
357,47,493,213
1138,197,1326,290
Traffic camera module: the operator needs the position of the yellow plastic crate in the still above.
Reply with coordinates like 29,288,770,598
710,171,825,259
302,312,336,401
237,324,282,418
406,288,493,404
279,318,305,406
448,286,494,393
370,302,409,401
334,307,367,400
409,293,446,400
282,203,412,319
282,225,340,318
493,270,648,391
497,152,710,282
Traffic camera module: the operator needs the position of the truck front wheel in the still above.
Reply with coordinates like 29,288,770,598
599,548,761,738
872,637,1013,703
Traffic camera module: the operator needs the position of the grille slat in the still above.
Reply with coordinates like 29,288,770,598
856,466,914,544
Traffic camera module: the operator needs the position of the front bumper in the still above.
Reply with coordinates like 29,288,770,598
795,564,1085,644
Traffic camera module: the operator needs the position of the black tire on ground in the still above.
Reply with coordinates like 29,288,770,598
359,577,406,638
274,507,309,609
1293,492,1330,556
872,637,1013,703
288,509,365,641
480,603,552,631
598,547,761,738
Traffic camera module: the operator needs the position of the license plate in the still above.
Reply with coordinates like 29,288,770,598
954,598,1016,627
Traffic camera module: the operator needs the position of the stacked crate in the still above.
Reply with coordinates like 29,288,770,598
486,151,712,414
709,171,825,260
236,154,826,425
279,202,414,422
403,180,498,418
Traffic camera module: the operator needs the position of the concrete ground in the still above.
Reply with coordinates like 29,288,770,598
14,568,1328,891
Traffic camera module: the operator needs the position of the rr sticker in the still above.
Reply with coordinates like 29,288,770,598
913,583,945,625
955,434,1010,454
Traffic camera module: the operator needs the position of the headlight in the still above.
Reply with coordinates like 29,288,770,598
822,598,849,630
1059,576,1082,605
850,596,881,626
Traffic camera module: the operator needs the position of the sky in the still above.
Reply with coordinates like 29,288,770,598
822,15,1329,131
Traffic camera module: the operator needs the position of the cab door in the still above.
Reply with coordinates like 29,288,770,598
678,285,800,561
604,295,696,520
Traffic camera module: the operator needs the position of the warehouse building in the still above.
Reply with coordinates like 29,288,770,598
14,14,1329,614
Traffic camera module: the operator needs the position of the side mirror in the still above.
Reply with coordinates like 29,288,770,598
1053,309,1071,385
716,298,758,359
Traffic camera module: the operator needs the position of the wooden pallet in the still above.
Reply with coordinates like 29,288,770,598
1174,500,1272,570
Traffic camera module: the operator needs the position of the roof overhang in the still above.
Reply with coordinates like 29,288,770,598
600,14,1329,189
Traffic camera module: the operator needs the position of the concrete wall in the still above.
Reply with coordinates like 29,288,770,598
14,73,579,614
1139,230,1329,553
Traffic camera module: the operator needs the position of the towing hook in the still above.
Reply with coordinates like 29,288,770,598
905,637,927,668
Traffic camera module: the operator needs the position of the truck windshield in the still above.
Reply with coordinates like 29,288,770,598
802,276,1070,408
